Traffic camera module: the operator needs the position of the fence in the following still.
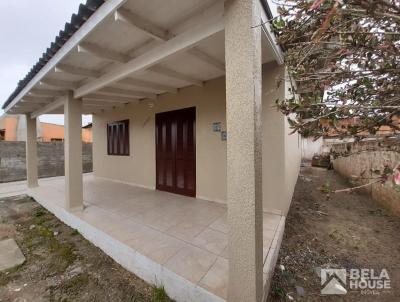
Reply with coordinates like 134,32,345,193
331,138,400,216
0,141,92,183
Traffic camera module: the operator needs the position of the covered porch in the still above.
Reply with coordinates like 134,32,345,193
26,174,285,302
2,0,296,301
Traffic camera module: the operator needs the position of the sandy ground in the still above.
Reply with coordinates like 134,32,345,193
0,195,173,302
268,166,400,302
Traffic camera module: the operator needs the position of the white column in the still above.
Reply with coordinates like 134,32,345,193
64,91,83,211
25,114,38,188
225,0,263,301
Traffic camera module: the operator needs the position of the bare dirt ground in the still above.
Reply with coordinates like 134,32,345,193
268,166,400,302
0,195,173,302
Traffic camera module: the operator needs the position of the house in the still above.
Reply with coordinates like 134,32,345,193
301,116,400,161
0,114,92,142
2,1,301,301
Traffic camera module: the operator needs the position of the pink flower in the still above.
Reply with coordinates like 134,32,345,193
394,168,400,186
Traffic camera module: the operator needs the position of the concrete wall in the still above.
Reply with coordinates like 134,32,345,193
92,63,301,214
332,140,400,216
301,137,324,160
0,141,93,183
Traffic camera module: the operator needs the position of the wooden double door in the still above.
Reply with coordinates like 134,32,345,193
155,107,196,197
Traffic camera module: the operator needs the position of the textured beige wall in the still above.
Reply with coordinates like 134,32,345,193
93,77,227,202
262,65,301,215
92,64,301,212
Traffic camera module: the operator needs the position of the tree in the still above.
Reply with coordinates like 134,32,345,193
274,0,399,137
272,0,400,192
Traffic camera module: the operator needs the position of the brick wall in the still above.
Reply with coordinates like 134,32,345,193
0,141,92,183
331,139,400,216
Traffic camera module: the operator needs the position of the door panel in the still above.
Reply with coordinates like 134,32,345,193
156,107,196,197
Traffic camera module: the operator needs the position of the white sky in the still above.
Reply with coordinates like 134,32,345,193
0,0,92,126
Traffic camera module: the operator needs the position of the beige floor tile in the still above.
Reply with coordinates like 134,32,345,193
220,246,229,259
192,228,228,255
209,215,228,234
165,245,217,284
166,220,208,242
137,232,185,264
199,257,229,299
146,213,184,232
107,219,149,243
76,206,125,233
124,225,162,251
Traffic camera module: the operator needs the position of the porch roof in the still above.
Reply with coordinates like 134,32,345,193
3,0,282,116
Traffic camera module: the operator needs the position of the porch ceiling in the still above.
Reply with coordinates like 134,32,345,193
4,0,279,116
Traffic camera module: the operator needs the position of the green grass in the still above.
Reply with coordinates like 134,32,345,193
34,208,46,217
71,229,80,236
152,285,169,302
0,264,24,286
63,273,89,290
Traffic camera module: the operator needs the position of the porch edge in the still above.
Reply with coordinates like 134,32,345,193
28,189,225,302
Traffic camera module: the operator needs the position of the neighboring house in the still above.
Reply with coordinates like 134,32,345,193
2,1,300,302
0,114,92,142
301,116,400,160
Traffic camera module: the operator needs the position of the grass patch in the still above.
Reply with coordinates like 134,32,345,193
272,286,286,298
0,263,24,286
71,229,80,236
34,208,46,217
152,285,169,302
63,273,89,290
25,218,77,274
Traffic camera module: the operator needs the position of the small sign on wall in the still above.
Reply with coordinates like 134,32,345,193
212,122,221,132
221,131,227,141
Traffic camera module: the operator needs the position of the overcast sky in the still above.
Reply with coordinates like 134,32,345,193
0,0,92,125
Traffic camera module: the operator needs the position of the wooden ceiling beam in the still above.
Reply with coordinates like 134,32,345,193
21,96,54,104
115,5,225,72
149,66,203,87
115,8,168,42
78,41,130,63
55,63,101,78
29,88,66,97
31,98,65,118
40,78,79,89
119,78,177,94
99,87,156,99
84,93,138,103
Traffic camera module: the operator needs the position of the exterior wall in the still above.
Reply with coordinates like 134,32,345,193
93,76,227,202
331,140,400,217
301,137,324,160
82,128,93,143
0,141,93,183
92,63,301,212
262,66,301,215
40,122,64,142
0,114,92,142
0,115,19,141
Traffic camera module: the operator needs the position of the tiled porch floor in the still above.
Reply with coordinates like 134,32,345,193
19,174,284,301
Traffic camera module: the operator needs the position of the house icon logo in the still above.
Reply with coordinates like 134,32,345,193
321,269,347,295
